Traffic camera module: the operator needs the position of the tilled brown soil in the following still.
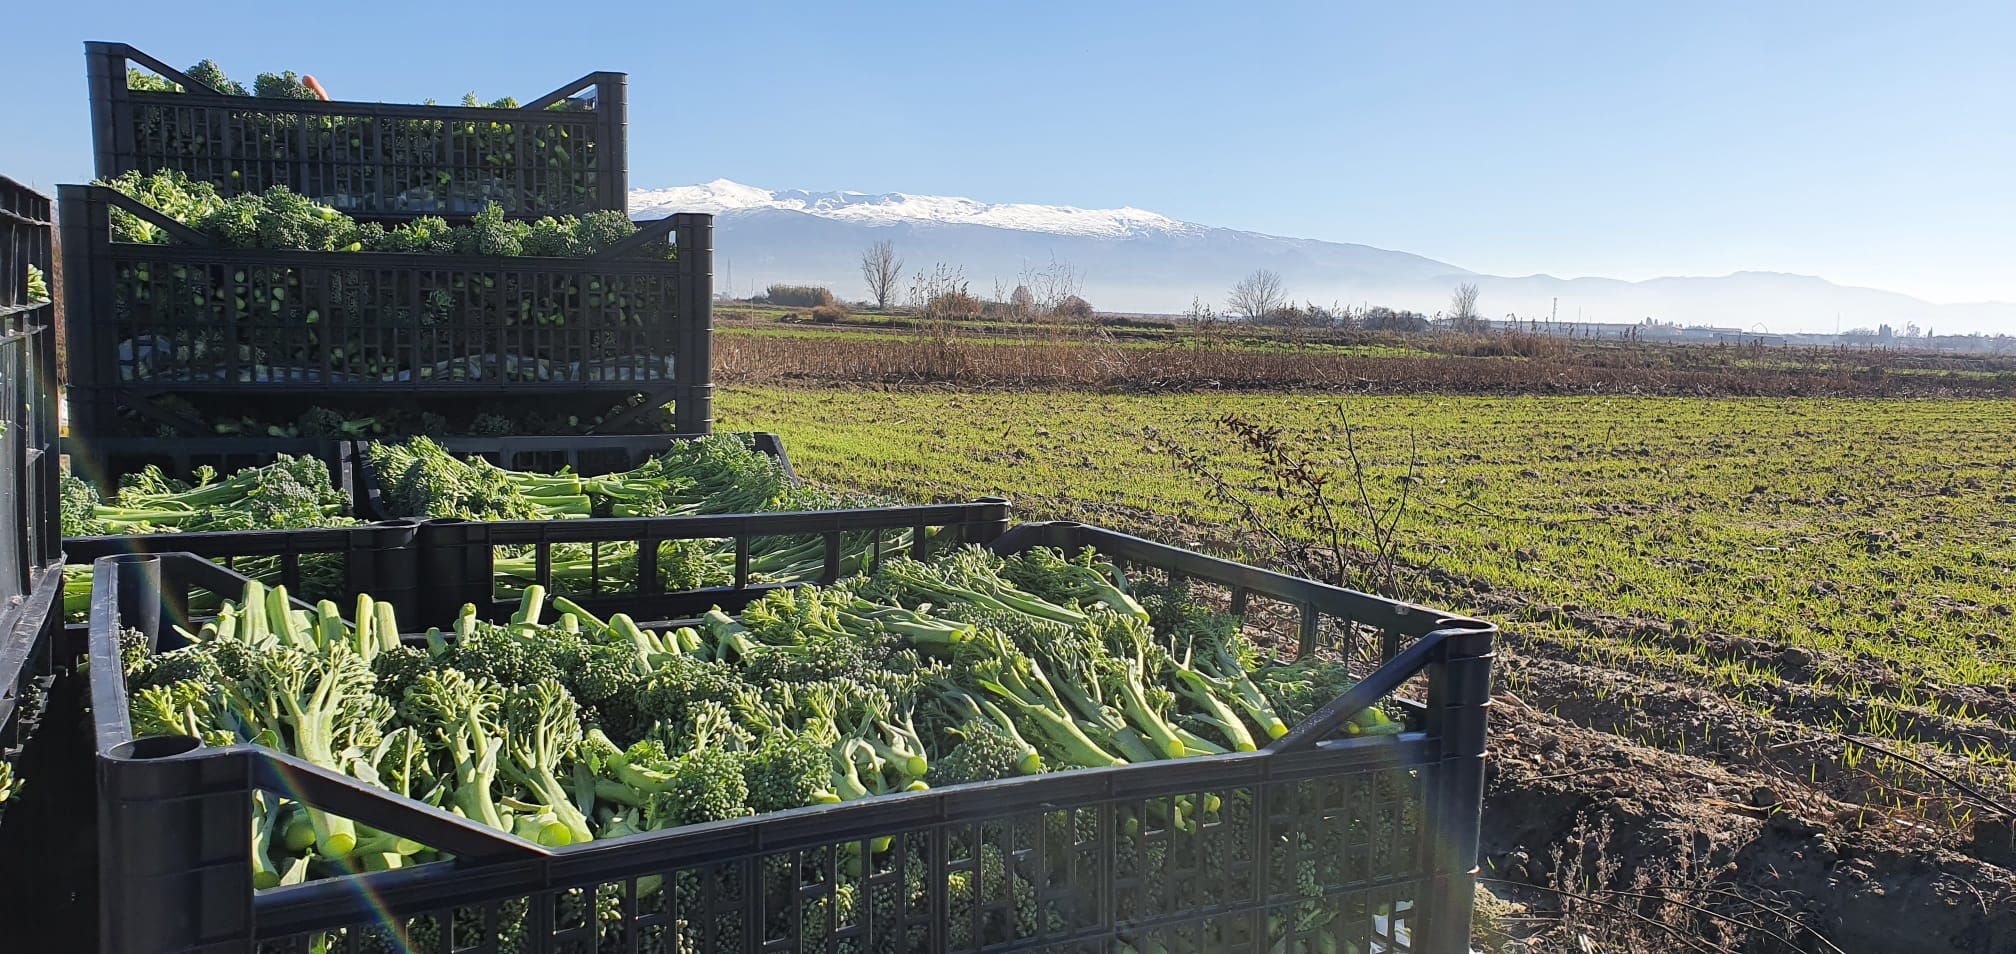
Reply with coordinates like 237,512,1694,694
1483,642,2016,953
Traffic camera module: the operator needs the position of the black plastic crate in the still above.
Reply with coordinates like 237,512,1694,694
59,432,804,642
342,432,797,520
0,561,66,813
407,499,998,626
89,42,629,221
58,184,715,433
86,521,1494,954
0,563,87,952
0,177,61,601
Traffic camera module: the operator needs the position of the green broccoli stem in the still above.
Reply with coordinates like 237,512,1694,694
1168,667,1260,752
831,741,874,801
251,792,285,890
1203,654,1291,740
1170,725,1229,757
978,654,1126,769
1104,659,1188,759
1102,725,1161,764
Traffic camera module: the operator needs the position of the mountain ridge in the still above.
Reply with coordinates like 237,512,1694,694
629,181,2014,333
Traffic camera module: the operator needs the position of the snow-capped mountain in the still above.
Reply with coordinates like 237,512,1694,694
631,181,2015,333
632,180,1202,240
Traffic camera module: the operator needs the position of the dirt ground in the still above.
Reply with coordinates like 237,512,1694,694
1477,631,2016,953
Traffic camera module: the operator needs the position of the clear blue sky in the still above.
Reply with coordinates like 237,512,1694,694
7,1,2011,303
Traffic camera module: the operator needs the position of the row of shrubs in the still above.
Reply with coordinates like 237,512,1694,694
756,284,1095,324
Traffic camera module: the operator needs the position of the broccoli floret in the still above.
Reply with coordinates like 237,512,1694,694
799,883,860,950
499,679,594,845
571,211,636,255
521,217,579,257
242,455,352,528
296,406,349,440
103,170,229,243
562,644,648,742
585,729,752,829
373,216,458,254
452,624,565,688
184,59,246,95
468,413,515,437
220,642,382,856
630,656,747,743
742,734,831,814
116,464,187,499
127,67,181,93
24,264,49,304
648,749,751,828
60,473,103,537
929,716,1033,787
1252,659,1396,736
367,438,585,520
366,727,439,803
402,669,509,833
457,204,524,257
129,678,238,746
369,645,444,709
297,407,377,441
253,70,317,100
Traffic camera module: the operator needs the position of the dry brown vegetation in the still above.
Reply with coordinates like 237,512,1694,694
716,327,2016,398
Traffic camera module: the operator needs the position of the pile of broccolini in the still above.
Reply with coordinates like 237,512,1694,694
121,543,1394,950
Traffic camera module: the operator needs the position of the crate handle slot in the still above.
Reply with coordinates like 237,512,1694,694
1270,629,1443,751
588,212,702,261
97,187,216,248
249,749,550,864
89,42,220,95
524,71,621,111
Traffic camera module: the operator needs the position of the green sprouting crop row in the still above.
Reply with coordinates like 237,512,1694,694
720,386,2016,702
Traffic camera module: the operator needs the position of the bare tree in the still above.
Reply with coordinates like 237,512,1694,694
1450,282,1480,322
1020,256,1084,317
860,241,904,311
1227,269,1286,321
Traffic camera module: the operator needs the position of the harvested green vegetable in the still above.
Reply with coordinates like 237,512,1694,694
127,546,1389,891
127,59,583,110
60,457,358,618
103,170,659,258
24,264,49,304
365,437,590,521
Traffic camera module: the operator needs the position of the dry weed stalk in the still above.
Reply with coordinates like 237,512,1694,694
1144,405,1419,597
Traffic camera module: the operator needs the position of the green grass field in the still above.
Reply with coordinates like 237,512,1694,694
722,385,2016,771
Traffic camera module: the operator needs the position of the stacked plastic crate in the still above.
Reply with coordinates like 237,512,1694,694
0,176,79,943
62,42,712,481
